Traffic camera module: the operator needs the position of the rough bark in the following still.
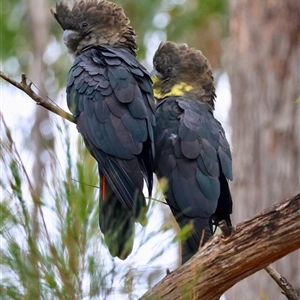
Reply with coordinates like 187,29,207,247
226,0,300,298
140,194,300,300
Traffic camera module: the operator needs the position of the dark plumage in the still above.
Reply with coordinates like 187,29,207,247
152,41,233,264
51,0,155,259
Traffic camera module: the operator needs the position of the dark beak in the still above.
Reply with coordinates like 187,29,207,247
63,29,78,44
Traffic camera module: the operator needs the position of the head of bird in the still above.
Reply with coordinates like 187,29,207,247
51,0,137,57
151,41,216,109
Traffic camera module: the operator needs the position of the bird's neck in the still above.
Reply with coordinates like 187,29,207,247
154,83,216,110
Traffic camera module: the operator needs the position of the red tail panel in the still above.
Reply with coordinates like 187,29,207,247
101,175,107,201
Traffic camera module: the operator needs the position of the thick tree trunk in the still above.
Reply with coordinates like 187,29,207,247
140,194,300,300
226,0,300,299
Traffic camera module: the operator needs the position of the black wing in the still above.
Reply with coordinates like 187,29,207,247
67,46,155,211
66,46,155,258
154,97,232,263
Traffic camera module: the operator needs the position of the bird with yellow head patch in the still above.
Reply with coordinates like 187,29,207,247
51,0,155,259
152,41,233,264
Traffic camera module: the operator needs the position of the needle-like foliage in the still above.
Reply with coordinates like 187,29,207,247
0,113,176,299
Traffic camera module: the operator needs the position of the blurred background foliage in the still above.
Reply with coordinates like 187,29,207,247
1,0,228,82
0,113,177,299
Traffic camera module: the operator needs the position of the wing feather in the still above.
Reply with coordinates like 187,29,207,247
67,46,155,216
154,96,232,260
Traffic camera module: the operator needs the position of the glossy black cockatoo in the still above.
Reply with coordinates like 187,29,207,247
152,41,233,264
51,0,155,259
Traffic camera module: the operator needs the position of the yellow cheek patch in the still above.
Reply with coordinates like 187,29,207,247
153,81,193,99
151,75,159,84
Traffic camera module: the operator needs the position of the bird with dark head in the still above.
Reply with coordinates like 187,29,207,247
152,42,216,109
51,0,137,56
152,41,233,264
51,0,155,259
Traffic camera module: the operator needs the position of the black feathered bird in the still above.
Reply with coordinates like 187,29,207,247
51,0,155,259
152,42,233,264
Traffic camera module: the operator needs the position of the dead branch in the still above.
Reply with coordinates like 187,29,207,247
0,71,76,124
140,194,300,300
265,265,299,300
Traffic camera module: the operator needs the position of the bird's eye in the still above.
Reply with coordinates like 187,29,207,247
166,67,174,74
80,22,89,29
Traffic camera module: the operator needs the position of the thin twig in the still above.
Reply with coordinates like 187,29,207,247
265,265,299,300
0,71,76,124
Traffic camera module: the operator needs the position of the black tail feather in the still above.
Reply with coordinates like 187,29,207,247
99,177,135,259
181,219,212,264
212,174,232,228
171,207,213,264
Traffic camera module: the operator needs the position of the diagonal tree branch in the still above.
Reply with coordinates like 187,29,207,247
218,214,298,299
140,194,300,300
0,71,76,124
